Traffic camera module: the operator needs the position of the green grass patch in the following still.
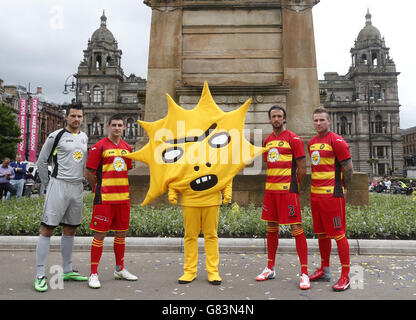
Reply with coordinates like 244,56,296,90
0,193,415,239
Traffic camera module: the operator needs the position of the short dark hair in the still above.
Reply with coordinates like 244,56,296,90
108,114,124,125
66,102,84,115
312,108,330,120
268,105,287,119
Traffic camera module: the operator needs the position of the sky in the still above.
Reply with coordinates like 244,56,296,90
0,0,415,129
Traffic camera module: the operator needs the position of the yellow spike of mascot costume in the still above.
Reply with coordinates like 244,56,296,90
126,82,266,285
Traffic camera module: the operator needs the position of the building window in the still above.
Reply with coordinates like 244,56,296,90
377,163,386,176
374,84,382,100
340,116,348,135
361,54,368,64
126,118,135,139
374,115,383,134
372,53,377,66
96,55,102,70
375,146,385,158
92,117,101,136
93,86,102,103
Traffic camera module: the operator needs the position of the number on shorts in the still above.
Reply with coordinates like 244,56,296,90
333,216,342,229
288,205,295,216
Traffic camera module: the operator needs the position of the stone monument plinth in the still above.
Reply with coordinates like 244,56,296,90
130,0,370,207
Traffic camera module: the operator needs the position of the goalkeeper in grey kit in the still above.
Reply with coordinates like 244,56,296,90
34,103,89,292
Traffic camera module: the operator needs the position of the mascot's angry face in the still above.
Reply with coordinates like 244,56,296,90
161,122,230,192
125,81,265,206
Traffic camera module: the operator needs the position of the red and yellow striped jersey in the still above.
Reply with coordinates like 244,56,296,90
86,137,132,204
308,131,351,198
263,130,305,193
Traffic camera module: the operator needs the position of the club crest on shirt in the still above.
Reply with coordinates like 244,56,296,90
72,149,84,162
267,147,280,163
113,156,126,172
311,150,320,165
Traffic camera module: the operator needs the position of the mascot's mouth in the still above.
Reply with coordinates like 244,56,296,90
190,175,218,191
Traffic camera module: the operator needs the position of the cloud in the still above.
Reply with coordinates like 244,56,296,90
0,0,151,103
1,0,415,129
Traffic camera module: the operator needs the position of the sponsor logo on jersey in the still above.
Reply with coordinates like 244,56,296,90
311,150,320,165
72,149,84,162
113,157,126,172
267,147,280,163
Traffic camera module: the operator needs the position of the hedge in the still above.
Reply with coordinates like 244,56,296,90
0,193,415,240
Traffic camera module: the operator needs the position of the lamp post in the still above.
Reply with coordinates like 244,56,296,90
63,74,81,102
390,116,394,176
366,83,375,179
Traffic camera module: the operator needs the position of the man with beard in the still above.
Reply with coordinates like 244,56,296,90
256,105,310,290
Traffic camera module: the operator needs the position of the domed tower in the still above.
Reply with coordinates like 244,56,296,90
349,10,401,177
75,11,146,149
320,10,402,177
79,11,123,78
350,11,395,76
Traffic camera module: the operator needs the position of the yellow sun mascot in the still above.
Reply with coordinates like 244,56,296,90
126,82,265,285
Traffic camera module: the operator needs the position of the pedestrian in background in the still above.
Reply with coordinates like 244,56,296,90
6,153,26,199
0,157,17,200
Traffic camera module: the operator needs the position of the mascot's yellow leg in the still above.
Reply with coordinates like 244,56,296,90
201,206,222,284
178,206,200,283
179,206,222,285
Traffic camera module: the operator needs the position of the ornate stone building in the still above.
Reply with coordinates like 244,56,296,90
76,12,146,149
319,10,403,177
1,83,64,160
402,126,416,168
32,87,65,156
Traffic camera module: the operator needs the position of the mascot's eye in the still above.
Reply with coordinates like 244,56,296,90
162,147,184,163
209,132,231,148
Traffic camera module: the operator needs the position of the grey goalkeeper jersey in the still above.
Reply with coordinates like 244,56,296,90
36,128,88,184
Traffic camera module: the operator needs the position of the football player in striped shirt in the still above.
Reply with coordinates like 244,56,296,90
84,114,137,289
256,105,310,290
308,108,353,291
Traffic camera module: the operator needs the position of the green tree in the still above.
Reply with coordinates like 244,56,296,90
0,103,21,160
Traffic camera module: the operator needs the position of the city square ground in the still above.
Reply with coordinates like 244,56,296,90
1,250,415,301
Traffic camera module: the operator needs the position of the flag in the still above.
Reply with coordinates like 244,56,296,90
17,99,27,160
28,98,39,162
